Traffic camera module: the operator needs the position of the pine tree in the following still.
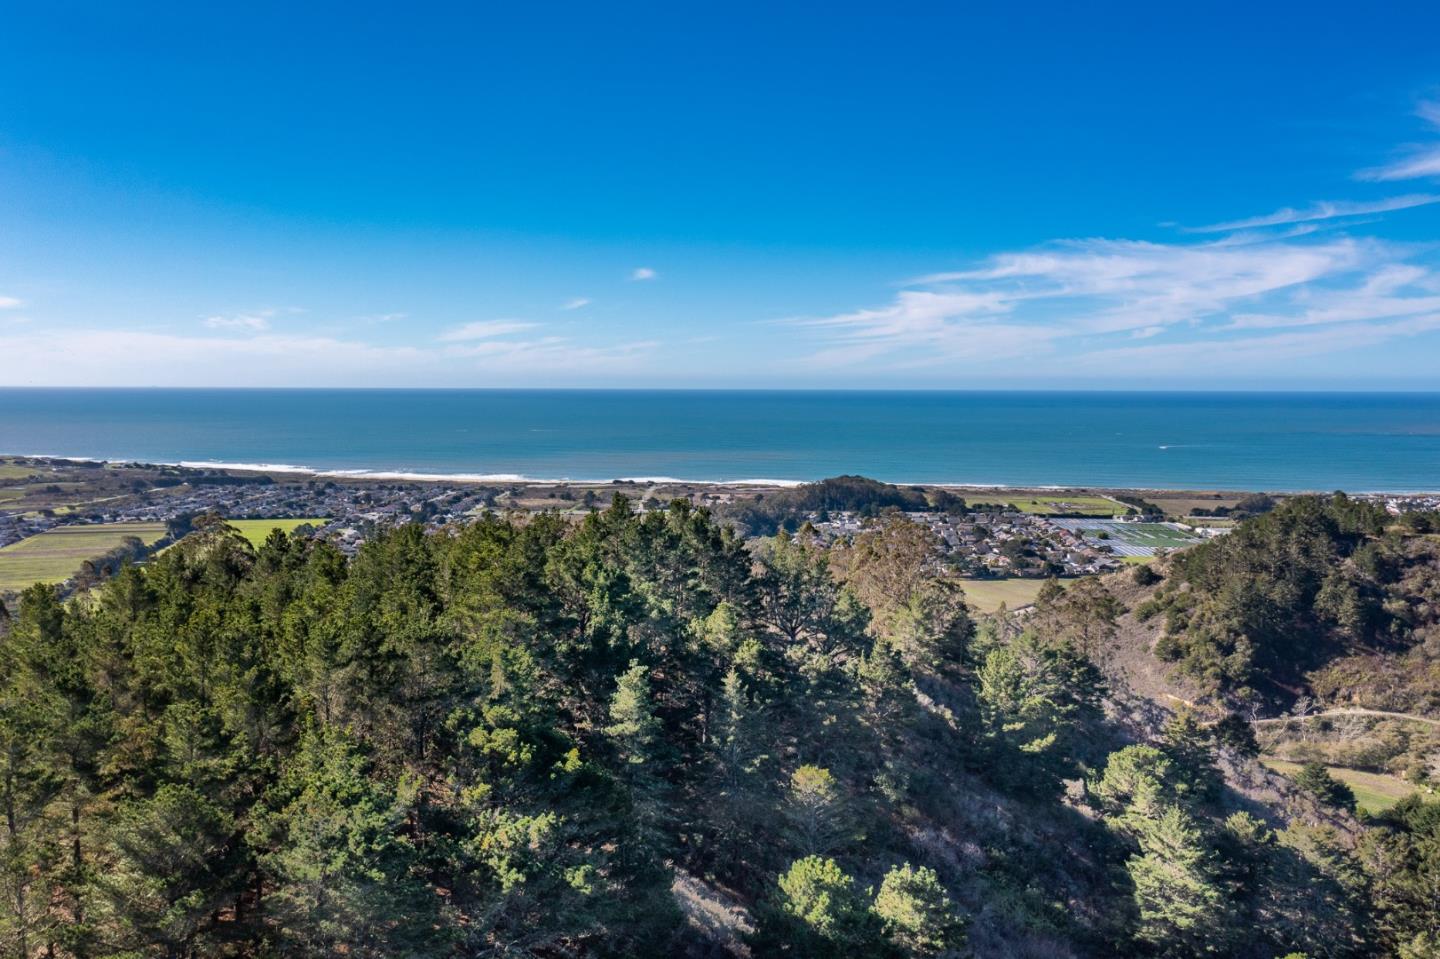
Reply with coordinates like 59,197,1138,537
1294,761,1356,810
977,631,1101,790
97,784,242,957
872,862,966,957
2,584,108,954
786,765,846,857
253,726,441,957
1126,804,1228,955
769,855,880,956
708,668,769,872
605,661,671,866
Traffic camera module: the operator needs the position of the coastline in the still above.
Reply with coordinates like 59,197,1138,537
5,389,1438,494
9,452,1439,496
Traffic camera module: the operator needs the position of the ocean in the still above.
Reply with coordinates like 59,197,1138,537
0,389,1436,492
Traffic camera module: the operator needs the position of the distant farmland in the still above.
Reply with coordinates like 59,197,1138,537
0,523,168,592
969,494,1124,517
959,576,1068,613
1049,518,1203,556
226,518,326,546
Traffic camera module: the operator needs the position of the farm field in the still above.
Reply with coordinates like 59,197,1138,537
971,494,1124,516
1185,516,1238,528
227,518,327,546
0,522,168,592
1262,759,1420,815
1144,492,1253,517
1050,518,1203,556
958,576,1068,613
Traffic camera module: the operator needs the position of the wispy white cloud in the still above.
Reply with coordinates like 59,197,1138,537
437,319,539,342
0,328,660,386
797,233,1438,372
1185,194,1440,232
630,267,657,281
441,335,659,370
563,297,592,310
0,296,22,309
1359,151,1440,182
1358,99,1440,181
204,311,273,331
1072,311,1440,373
1225,264,1440,330
0,330,427,386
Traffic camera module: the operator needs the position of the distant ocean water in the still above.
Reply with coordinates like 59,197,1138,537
0,389,1437,492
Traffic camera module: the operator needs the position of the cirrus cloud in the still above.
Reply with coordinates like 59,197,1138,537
1358,100,1440,182
1184,194,1440,232
437,319,540,341
796,232,1438,374
204,312,272,331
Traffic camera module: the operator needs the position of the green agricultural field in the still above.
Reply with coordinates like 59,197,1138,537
0,464,40,480
1263,759,1420,815
226,518,327,546
1116,522,1201,548
978,495,1124,516
959,577,1070,613
0,523,168,592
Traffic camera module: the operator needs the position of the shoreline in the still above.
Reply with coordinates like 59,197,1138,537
8,452,1439,497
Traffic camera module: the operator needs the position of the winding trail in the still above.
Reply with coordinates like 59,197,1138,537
1252,707,1440,728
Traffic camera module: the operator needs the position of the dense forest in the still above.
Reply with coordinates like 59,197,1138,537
1,495,1438,957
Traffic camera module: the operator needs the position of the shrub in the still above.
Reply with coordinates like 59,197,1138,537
1132,563,1162,587
1135,598,1165,622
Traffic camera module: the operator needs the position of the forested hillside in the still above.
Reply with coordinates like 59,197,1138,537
1,495,1438,957
1131,493,1440,710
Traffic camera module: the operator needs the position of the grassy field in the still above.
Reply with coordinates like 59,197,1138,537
1145,492,1251,517
959,577,1068,613
226,518,327,546
0,523,169,592
1184,516,1239,528
973,495,1124,517
1263,759,1419,815
0,464,41,481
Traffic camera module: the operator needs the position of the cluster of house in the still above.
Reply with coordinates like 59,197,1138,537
0,512,51,551
0,479,502,555
1371,493,1440,515
806,509,1126,578
4,451,771,562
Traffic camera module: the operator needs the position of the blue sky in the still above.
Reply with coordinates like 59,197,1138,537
3,2,1440,388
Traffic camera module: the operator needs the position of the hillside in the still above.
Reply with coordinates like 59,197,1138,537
0,495,1436,958
1088,495,1440,714
1067,496,1440,832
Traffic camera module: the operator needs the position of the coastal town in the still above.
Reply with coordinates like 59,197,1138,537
805,508,1211,577
3,455,1440,598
